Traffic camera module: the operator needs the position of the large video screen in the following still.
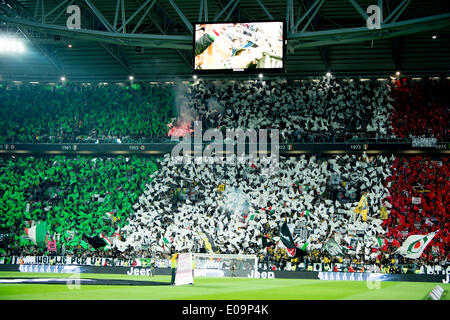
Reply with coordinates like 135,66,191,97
193,21,285,73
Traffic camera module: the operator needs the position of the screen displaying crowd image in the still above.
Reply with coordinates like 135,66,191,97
194,22,283,70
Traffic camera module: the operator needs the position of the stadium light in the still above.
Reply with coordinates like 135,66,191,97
396,71,400,76
193,75,197,79
68,44,73,48
0,37,25,54
326,72,332,77
432,35,437,39
259,74,263,78
129,75,134,80
60,76,66,81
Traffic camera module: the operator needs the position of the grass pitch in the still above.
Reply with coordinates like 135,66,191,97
0,272,447,300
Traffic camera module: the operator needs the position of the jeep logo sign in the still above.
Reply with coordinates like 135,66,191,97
248,270,275,279
126,267,152,276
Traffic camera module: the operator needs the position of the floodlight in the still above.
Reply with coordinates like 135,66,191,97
0,37,25,54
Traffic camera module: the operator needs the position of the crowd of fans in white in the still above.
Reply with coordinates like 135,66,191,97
186,78,394,142
115,152,392,264
108,78,444,266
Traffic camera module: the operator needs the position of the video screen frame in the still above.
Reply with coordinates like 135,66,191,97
192,20,286,75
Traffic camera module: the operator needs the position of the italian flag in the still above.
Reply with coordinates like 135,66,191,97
24,221,47,247
396,230,439,259
375,237,388,248
301,210,310,217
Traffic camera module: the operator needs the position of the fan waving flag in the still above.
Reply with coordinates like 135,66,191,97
354,194,369,221
24,221,47,247
396,230,439,259
280,222,307,258
280,222,295,249
198,230,217,253
83,235,107,249
261,234,276,249
100,234,114,247
323,239,344,256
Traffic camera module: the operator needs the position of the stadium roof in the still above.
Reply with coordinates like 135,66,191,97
0,0,449,82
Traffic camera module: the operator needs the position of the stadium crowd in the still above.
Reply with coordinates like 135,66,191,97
390,77,449,141
101,153,447,267
0,155,158,255
0,76,448,272
189,77,393,142
383,156,449,259
2,153,447,272
1,77,447,144
0,82,175,143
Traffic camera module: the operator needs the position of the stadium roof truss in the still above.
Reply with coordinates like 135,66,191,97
0,0,449,81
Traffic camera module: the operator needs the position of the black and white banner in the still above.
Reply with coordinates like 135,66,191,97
0,255,171,268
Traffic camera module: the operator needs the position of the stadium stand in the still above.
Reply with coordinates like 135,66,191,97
0,83,175,143
0,155,158,256
390,78,449,141
190,78,393,142
2,154,447,270
383,156,449,260
0,77,448,272
0,0,449,305
1,78,447,144
118,153,390,260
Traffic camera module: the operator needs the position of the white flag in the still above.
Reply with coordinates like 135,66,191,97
396,231,439,259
